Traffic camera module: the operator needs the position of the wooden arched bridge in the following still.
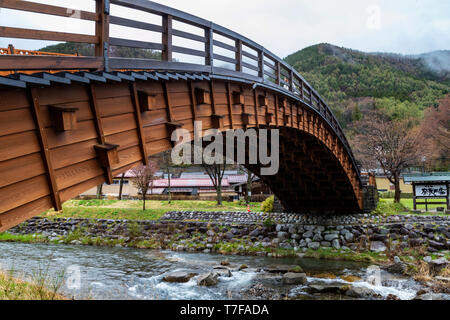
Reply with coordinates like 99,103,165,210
0,0,369,232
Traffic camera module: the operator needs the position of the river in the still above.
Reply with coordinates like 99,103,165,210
0,242,426,300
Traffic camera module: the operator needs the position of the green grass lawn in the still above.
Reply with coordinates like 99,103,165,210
40,199,261,221
375,198,448,216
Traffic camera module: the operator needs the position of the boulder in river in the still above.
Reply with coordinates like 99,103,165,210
197,272,219,286
163,271,197,283
346,286,380,298
305,282,351,294
282,272,307,285
264,265,302,274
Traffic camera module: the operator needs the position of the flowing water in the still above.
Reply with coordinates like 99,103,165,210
0,242,426,300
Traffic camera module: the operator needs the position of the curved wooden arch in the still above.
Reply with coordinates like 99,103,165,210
0,76,362,231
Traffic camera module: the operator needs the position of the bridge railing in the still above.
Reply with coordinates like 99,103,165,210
0,0,357,172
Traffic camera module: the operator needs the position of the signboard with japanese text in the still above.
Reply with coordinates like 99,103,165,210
414,184,448,198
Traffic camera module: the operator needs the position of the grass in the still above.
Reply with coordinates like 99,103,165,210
0,269,66,300
40,200,261,221
373,199,448,216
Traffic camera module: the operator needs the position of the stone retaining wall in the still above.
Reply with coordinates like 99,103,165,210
8,212,450,254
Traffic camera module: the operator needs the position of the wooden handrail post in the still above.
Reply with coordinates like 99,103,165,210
276,61,281,86
205,24,214,67
8,44,15,54
162,14,173,62
258,49,264,79
95,0,110,71
235,39,242,72
289,68,294,92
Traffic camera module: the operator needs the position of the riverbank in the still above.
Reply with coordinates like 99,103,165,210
3,211,449,295
0,270,66,300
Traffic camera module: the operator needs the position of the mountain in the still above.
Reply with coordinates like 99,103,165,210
284,44,450,129
39,42,160,60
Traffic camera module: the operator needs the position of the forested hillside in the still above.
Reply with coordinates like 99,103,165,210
284,43,450,130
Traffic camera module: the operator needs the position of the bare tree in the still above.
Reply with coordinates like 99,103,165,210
417,95,450,170
156,150,186,204
352,111,420,203
203,162,227,205
118,173,125,200
241,166,255,204
131,162,158,210
96,184,103,199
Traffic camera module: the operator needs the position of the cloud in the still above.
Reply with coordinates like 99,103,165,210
0,0,448,56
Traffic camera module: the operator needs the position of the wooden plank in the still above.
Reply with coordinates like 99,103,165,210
55,159,104,191
0,55,103,71
46,120,97,149
0,196,53,233
0,0,98,21
110,15,163,33
50,138,98,170
130,82,149,165
141,108,168,127
59,175,104,203
0,26,98,44
173,29,205,43
0,174,50,214
109,37,164,50
102,113,137,137
112,145,142,170
0,89,29,112
172,46,205,57
0,108,35,137
28,88,61,211
0,131,40,162
105,129,139,151
0,152,45,189
97,96,134,117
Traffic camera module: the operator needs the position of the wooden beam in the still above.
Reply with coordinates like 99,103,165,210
87,84,115,184
0,0,99,21
187,81,198,129
28,88,62,211
130,82,149,165
225,82,234,129
162,81,175,122
253,88,259,127
0,26,98,44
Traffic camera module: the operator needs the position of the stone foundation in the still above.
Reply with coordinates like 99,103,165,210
8,211,450,254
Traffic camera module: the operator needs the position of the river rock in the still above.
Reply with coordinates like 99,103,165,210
308,242,320,250
197,272,219,286
264,265,298,273
428,258,449,275
414,293,449,300
163,271,197,283
370,241,386,252
305,282,350,294
282,272,307,285
346,286,379,298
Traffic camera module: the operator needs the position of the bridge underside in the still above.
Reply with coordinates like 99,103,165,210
247,127,361,214
0,72,363,232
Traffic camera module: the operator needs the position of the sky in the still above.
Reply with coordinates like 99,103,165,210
0,0,449,59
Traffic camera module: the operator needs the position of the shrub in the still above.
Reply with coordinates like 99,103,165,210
261,196,274,213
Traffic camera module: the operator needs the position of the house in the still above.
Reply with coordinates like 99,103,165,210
79,170,250,199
